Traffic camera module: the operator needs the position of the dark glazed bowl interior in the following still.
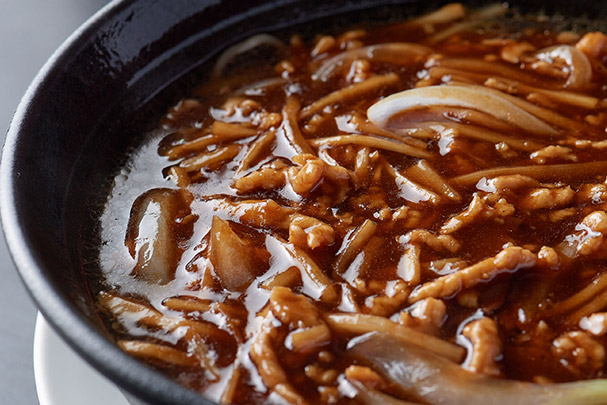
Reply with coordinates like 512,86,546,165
3,0,607,404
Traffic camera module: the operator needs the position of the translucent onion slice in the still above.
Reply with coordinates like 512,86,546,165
535,45,592,89
367,85,558,136
125,189,184,284
312,43,432,81
349,332,607,405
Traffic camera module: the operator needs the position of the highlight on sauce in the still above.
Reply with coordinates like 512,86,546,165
95,3,607,404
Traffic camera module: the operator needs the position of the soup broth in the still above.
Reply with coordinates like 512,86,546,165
95,3,607,404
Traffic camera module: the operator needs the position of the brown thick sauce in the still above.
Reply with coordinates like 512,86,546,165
96,4,607,404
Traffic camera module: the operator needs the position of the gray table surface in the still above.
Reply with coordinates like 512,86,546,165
0,1,111,404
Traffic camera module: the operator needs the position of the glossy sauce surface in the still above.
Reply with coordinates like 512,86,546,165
96,4,607,404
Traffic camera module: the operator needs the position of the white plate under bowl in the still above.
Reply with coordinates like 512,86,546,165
33,313,129,405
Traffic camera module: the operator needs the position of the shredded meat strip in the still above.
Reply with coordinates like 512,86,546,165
530,145,577,164
404,229,461,253
580,313,607,336
553,331,605,375
250,314,307,404
251,287,332,404
289,215,335,250
462,317,502,377
288,153,354,202
400,297,446,336
409,246,536,303
518,186,575,210
440,192,515,234
560,211,607,258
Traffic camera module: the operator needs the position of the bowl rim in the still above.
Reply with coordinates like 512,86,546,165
0,0,219,403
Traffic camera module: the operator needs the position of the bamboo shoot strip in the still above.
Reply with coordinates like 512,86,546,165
484,77,599,109
566,290,607,326
325,313,465,362
451,161,607,187
404,3,465,27
412,120,539,151
179,144,241,172
236,130,276,173
278,238,339,303
448,82,587,132
99,293,223,339
166,134,215,160
282,96,314,155
334,220,377,275
428,3,508,43
301,73,400,119
349,113,428,149
119,341,198,367
309,135,431,159
406,160,461,201
211,121,258,139
546,272,607,317
434,57,550,86
429,122,540,151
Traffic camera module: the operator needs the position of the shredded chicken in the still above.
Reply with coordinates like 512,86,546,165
288,154,327,194
462,317,502,376
346,59,373,83
553,331,605,375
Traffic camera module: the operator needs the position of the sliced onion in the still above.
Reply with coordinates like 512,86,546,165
212,34,284,78
535,45,592,89
312,43,431,81
349,332,607,405
367,85,558,136
209,216,263,291
125,189,184,284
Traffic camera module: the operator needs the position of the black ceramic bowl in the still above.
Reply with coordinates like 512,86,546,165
3,0,607,404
